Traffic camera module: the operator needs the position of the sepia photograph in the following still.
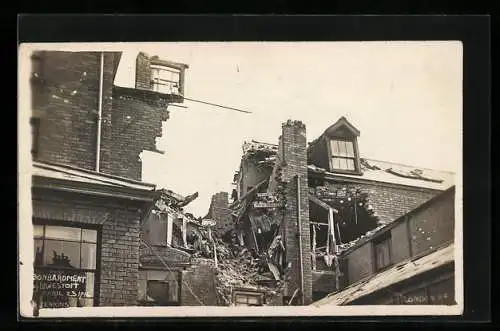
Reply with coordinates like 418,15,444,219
18,41,463,318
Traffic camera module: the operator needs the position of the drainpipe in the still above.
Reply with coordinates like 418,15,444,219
95,52,104,172
296,175,305,305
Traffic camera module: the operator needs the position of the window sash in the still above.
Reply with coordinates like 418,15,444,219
330,139,356,171
332,157,356,170
330,140,355,158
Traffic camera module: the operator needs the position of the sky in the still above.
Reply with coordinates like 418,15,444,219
113,42,462,218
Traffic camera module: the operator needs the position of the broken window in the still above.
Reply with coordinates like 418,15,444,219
33,223,98,308
373,233,392,271
233,291,264,306
330,139,356,171
151,64,181,95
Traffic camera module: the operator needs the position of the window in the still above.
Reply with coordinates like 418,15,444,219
233,291,264,306
33,224,98,308
374,234,392,271
30,118,40,158
151,64,181,95
330,139,356,171
146,279,180,306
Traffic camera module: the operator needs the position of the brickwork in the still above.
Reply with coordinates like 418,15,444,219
32,51,117,171
30,51,170,181
180,260,218,306
279,120,312,305
32,193,144,307
135,52,152,90
322,181,439,224
103,92,169,180
206,192,233,236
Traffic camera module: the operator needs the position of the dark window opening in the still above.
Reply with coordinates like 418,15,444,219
373,233,392,271
33,224,98,308
146,278,180,306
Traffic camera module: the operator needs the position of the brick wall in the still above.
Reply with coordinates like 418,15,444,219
103,91,169,180
135,52,152,90
31,51,170,181
279,120,312,305
32,51,117,171
207,192,233,236
180,260,218,306
322,180,440,224
32,192,144,306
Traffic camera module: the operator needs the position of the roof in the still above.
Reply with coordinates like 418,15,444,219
323,116,361,137
32,160,157,191
311,242,455,306
308,158,455,191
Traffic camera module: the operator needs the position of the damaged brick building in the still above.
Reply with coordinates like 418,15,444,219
29,49,218,310
209,117,455,306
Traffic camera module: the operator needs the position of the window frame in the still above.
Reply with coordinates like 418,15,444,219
150,64,183,95
327,137,361,175
32,219,101,308
146,277,181,306
232,290,264,306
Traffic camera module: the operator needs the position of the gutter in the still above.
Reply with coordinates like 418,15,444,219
95,52,104,172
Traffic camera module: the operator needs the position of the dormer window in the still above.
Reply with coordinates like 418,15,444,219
308,117,363,175
330,139,356,171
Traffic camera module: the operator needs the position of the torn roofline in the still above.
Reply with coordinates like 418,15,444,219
307,165,452,192
336,186,456,257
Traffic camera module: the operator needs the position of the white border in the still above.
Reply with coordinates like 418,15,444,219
18,42,464,318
